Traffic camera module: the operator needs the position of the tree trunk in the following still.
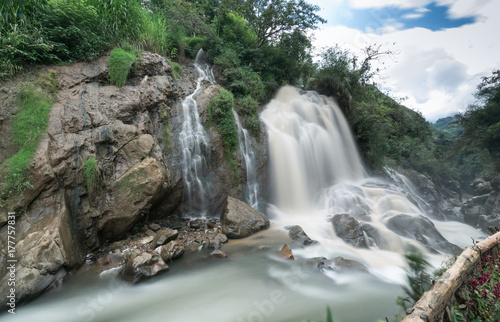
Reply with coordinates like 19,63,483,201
403,231,500,322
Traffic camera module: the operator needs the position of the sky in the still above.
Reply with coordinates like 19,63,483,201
307,0,500,122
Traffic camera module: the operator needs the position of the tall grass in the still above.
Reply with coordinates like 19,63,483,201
83,156,100,199
139,11,177,58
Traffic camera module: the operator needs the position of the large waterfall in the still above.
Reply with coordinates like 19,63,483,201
179,49,215,215
261,86,365,212
261,86,483,282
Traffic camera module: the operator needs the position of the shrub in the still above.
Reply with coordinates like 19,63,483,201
109,47,136,87
236,95,260,137
83,156,100,199
208,88,238,160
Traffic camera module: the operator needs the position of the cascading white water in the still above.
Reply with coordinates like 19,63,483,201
261,86,485,282
261,86,365,212
233,109,259,209
179,49,215,214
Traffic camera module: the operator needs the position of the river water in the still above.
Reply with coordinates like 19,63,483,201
8,87,486,322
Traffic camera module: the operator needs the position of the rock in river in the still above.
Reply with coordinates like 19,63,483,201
221,196,270,239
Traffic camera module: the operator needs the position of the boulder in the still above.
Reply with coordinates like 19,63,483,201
150,229,179,250
155,240,185,262
386,214,462,255
209,233,228,249
120,251,169,284
91,253,125,273
286,225,318,246
100,157,167,242
209,249,228,259
462,194,490,227
332,214,376,248
333,257,367,272
221,196,270,238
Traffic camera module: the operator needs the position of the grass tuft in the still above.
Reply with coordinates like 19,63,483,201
109,47,136,87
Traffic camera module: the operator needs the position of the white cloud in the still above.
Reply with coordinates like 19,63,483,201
310,0,500,121
403,13,424,19
349,0,431,9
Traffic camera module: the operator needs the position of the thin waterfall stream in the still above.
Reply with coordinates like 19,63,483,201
179,49,215,215
8,86,486,322
233,109,259,209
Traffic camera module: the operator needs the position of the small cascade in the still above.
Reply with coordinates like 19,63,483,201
232,109,259,209
179,49,215,215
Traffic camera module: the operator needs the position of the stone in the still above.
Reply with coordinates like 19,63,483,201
150,229,179,250
307,257,334,271
279,244,294,260
209,233,228,249
149,223,161,231
286,225,318,246
209,249,228,259
331,214,369,248
462,194,490,227
156,241,185,262
386,214,462,255
221,196,270,239
189,219,204,229
333,257,367,272
91,253,125,273
492,176,500,192
120,251,169,284
100,157,167,242
145,229,157,237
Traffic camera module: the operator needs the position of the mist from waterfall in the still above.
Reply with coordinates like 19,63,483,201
233,109,259,209
179,49,215,215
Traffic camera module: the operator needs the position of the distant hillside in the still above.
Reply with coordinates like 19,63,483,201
432,116,461,136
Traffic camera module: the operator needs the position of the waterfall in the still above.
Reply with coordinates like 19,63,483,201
179,49,215,215
261,86,484,282
260,86,365,212
233,109,259,209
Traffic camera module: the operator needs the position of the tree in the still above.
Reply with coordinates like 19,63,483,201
456,69,500,171
228,0,326,48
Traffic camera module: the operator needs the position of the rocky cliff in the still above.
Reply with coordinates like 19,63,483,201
0,52,267,304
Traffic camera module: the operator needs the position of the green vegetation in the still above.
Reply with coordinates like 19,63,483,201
303,307,336,322
0,73,55,200
167,59,182,80
109,46,137,87
465,249,500,321
397,250,431,312
209,88,238,159
83,156,100,199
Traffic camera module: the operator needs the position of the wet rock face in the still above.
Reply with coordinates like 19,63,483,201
0,52,178,304
331,214,378,248
221,196,270,239
386,214,462,255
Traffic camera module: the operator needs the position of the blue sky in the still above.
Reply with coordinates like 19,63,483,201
308,0,500,121
326,1,477,32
